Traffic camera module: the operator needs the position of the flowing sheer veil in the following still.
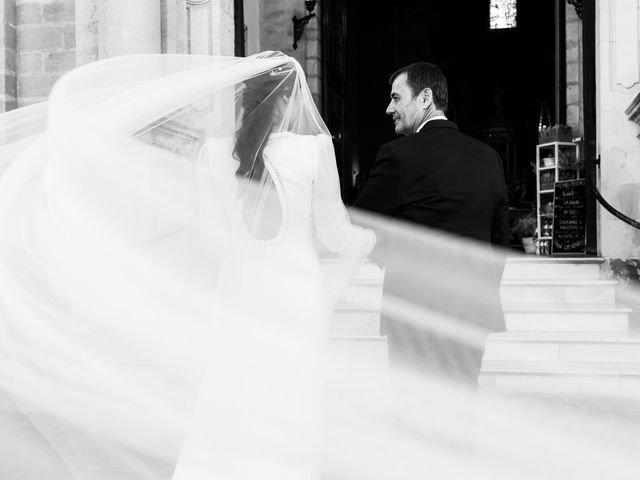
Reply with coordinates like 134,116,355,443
0,50,639,480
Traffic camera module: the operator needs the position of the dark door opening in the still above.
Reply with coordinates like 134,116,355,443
324,1,558,231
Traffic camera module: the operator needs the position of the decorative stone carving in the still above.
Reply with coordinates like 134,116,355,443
625,90,640,135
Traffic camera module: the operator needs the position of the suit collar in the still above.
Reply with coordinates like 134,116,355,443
416,115,447,132
418,119,459,132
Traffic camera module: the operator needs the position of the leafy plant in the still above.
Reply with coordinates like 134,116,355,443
511,211,537,239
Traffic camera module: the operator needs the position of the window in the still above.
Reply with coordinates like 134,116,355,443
490,0,517,30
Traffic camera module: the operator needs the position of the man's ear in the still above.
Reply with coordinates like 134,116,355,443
421,88,433,109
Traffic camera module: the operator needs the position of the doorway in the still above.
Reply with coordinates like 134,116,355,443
323,0,557,212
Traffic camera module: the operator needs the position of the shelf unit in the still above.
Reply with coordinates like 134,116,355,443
535,141,581,243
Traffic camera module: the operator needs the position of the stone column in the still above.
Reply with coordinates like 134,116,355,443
162,0,189,54
97,0,162,58
0,0,17,112
75,0,98,66
186,0,234,56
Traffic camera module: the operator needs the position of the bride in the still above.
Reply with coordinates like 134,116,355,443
0,51,377,479
171,57,375,479
0,50,639,480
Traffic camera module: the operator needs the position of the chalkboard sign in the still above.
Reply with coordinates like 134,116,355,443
552,179,586,255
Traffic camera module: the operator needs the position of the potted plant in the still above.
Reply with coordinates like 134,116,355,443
511,211,538,254
538,123,573,143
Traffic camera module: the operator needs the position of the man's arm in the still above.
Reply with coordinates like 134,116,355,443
491,195,510,248
489,153,510,285
491,153,510,248
352,143,403,215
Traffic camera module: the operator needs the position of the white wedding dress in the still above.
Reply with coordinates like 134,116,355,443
171,132,374,480
0,51,376,480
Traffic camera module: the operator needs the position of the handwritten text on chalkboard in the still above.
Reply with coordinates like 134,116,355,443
552,179,586,255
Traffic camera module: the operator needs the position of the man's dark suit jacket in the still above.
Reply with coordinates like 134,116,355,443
352,120,509,383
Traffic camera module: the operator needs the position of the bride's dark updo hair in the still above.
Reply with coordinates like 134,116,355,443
233,65,295,182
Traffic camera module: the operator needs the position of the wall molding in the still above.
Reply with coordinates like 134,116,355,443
609,0,640,92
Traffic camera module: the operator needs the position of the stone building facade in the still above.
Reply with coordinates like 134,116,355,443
0,0,321,110
0,0,638,260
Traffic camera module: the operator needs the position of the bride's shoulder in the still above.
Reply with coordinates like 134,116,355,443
199,135,234,153
198,135,235,160
197,135,238,174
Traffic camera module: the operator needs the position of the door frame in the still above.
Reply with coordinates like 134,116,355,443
581,0,598,256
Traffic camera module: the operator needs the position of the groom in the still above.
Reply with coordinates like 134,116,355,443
352,61,509,385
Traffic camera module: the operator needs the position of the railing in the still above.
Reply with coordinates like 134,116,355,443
586,160,640,230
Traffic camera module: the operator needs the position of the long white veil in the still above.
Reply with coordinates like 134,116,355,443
0,51,639,479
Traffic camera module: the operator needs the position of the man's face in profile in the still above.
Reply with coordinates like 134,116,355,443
386,72,423,136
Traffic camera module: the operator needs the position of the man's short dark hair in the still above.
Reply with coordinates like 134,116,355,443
390,62,448,114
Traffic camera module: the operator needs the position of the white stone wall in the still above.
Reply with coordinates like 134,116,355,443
261,0,303,63
597,0,640,257
6,0,236,106
259,0,321,107
76,0,189,65
97,0,161,58
75,0,97,66
0,0,17,112
2,0,322,110
16,0,75,106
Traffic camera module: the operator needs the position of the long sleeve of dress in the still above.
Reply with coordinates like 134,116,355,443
312,134,376,257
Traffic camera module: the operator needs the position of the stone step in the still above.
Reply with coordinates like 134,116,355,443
322,260,384,311
503,303,631,332
321,259,384,284
481,360,640,375
337,284,383,306
478,365,640,398
325,337,392,418
503,256,603,281
500,279,617,304
484,331,640,363
331,305,380,337
328,336,388,371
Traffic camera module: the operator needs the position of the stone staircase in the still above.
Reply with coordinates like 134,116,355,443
321,259,387,399
321,259,386,359
324,257,640,401
479,257,640,399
